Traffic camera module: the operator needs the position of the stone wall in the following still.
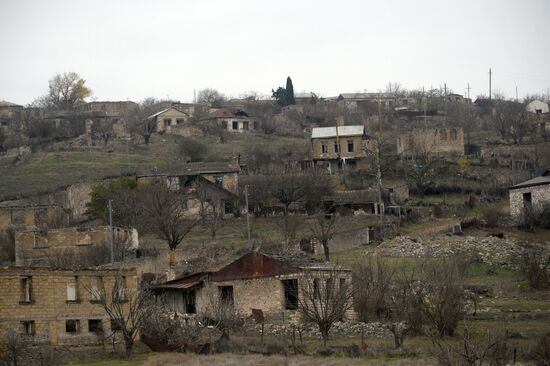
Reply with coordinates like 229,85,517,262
397,127,464,157
509,184,550,225
153,108,190,133
15,226,137,266
0,205,65,232
311,135,369,160
0,267,137,347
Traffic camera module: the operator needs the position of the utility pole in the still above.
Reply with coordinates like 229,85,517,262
489,68,492,100
108,199,114,264
444,83,448,125
466,83,471,100
423,86,427,125
245,185,251,247
515,86,518,102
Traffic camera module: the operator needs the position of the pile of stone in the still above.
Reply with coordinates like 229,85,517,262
374,235,524,267
247,320,391,339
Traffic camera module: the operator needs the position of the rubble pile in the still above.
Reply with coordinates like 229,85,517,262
374,235,525,266
248,320,392,339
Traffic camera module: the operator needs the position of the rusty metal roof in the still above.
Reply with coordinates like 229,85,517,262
211,252,301,282
154,272,207,290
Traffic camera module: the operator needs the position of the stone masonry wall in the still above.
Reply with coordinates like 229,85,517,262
397,127,464,157
0,267,137,347
510,184,550,225
15,226,136,266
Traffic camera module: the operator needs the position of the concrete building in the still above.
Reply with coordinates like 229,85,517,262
79,101,139,115
509,170,550,225
310,125,374,172
0,205,66,232
155,252,354,322
15,226,138,267
202,108,259,132
526,100,549,115
397,127,465,158
0,267,137,348
337,93,416,111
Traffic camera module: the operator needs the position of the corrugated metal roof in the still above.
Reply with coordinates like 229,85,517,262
311,125,364,139
155,280,202,289
146,106,189,119
510,175,550,189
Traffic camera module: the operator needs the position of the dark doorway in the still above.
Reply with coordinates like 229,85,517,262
219,286,234,307
282,279,298,310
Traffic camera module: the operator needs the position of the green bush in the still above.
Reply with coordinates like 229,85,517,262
178,137,207,162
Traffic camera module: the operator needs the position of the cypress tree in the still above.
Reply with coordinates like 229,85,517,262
285,76,295,105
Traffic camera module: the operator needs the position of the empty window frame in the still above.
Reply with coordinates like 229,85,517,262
282,279,298,310
214,175,224,186
232,121,238,130
347,140,354,153
20,321,35,335
183,290,197,314
11,209,25,225
439,129,447,140
176,118,185,125
321,141,328,154
523,192,532,209
219,285,234,307
88,319,103,333
66,276,78,302
20,276,33,303
334,142,340,153
90,276,104,302
450,129,458,140
113,276,127,303
242,121,249,130
326,278,334,298
313,278,320,300
163,118,171,127
34,208,48,228
110,319,123,331
65,320,80,333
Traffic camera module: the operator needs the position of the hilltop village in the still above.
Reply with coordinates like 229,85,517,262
1,74,550,365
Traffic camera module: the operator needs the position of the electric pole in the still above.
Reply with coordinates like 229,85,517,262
466,83,471,100
444,83,447,125
245,185,251,248
108,199,114,264
489,68,492,100
515,86,518,102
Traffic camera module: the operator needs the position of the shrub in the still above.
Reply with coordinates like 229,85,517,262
178,137,208,162
482,205,501,227
518,245,550,289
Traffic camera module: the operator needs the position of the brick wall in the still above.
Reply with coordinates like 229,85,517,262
0,267,137,347
509,184,550,225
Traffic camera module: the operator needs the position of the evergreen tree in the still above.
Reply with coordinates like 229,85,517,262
285,76,295,105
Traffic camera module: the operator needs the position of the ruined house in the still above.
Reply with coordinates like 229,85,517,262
0,205,66,232
15,226,138,267
0,100,24,138
136,162,241,215
79,101,139,115
310,125,375,172
337,93,416,111
147,106,201,136
397,127,465,158
509,169,550,225
202,108,260,132
526,100,549,115
155,251,354,321
0,267,137,348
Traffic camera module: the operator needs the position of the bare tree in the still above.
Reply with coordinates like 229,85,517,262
297,270,354,347
431,326,511,366
0,330,30,366
199,296,244,341
197,88,226,107
140,183,198,251
308,212,339,261
86,281,154,359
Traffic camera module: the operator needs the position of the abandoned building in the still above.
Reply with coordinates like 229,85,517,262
79,101,139,115
0,205,66,232
147,106,199,136
526,100,549,115
0,266,137,348
155,251,354,321
15,226,138,267
337,93,416,111
509,169,550,225
397,127,465,158
310,125,375,172
202,108,259,132
136,162,241,215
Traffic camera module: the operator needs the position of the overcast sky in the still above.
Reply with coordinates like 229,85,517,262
1,0,549,105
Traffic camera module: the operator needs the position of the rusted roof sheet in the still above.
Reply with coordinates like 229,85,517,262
154,272,206,290
210,252,301,282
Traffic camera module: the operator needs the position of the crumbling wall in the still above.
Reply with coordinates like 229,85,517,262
510,184,550,225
